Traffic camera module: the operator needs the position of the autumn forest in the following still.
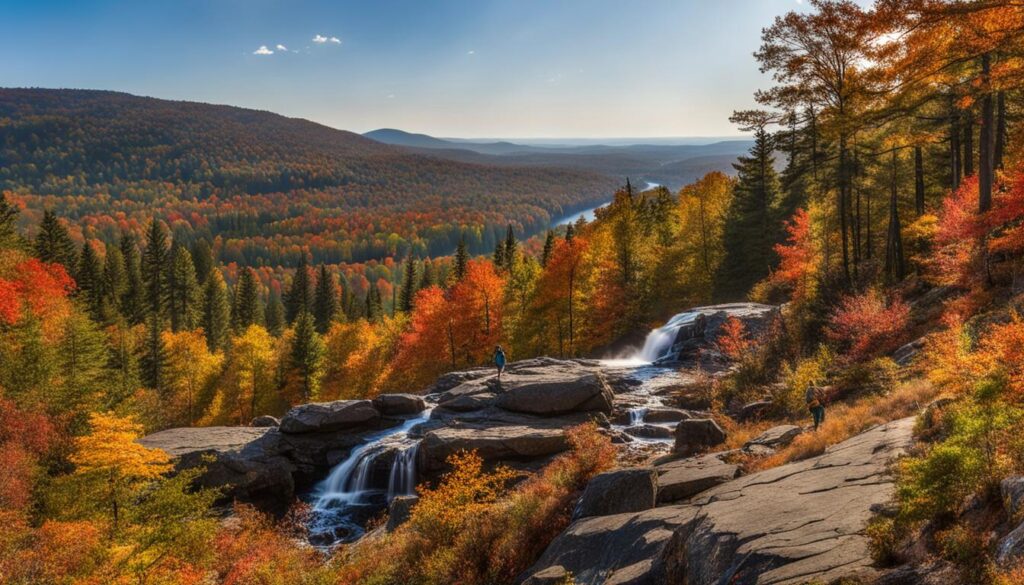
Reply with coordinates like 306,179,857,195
4,0,1024,584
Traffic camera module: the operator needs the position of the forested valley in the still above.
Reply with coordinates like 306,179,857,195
4,0,1024,583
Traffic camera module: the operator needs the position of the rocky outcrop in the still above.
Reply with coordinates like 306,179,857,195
655,453,739,504
418,424,570,472
372,393,427,416
250,415,280,427
673,418,726,456
573,469,658,520
743,425,802,451
138,426,296,513
434,359,614,417
997,476,1024,568
656,303,780,365
520,417,915,585
386,495,419,532
279,400,380,434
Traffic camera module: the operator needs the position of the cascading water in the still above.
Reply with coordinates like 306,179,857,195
386,443,420,500
307,409,431,546
628,407,647,426
633,310,702,362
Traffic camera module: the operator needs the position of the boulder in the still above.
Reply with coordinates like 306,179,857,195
573,468,658,520
250,415,280,427
372,393,427,416
655,453,739,504
418,424,570,472
737,399,774,422
1003,476,1024,521
744,425,803,450
997,522,1024,569
495,368,614,416
673,418,726,456
386,495,419,532
521,417,915,585
138,426,295,513
279,400,380,434
624,424,674,440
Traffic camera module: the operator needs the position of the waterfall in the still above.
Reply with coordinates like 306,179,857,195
632,310,703,362
387,443,420,500
312,409,430,512
628,407,648,426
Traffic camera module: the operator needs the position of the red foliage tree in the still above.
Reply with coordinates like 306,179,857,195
827,289,910,363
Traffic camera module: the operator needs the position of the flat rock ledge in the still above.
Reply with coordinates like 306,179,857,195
519,417,915,585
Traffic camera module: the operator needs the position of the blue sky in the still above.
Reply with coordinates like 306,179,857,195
1,0,838,138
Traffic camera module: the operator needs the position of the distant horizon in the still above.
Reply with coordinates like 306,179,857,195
4,84,751,144
2,0,862,138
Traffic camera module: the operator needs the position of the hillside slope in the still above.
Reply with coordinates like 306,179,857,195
0,89,618,263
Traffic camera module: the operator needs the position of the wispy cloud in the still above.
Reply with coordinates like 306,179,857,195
276,44,288,51
467,49,475,55
313,34,342,45
253,45,273,55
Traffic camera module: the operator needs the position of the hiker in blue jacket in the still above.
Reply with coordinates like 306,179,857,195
494,345,507,378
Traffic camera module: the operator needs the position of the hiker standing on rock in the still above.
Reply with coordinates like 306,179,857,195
806,385,825,431
494,345,507,378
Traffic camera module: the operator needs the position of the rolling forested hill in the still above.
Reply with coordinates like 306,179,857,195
0,89,618,265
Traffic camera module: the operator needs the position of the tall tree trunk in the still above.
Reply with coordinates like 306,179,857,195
838,134,851,285
915,146,926,216
866,186,872,261
979,53,994,213
951,101,962,189
964,111,975,177
853,148,861,277
885,149,905,282
995,90,1006,171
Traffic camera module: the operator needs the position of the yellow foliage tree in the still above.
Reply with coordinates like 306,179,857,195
228,324,275,423
162,329,223,426
70,412,172,529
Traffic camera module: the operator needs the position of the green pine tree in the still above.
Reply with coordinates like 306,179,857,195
120,233,146,325
191,239,214,286
168,245,201,331
105,323,140,410
140,313,166,394
313,264,338,334
365,283,384,323
454,235,468,282
57,312,109,431
290,310,325,402
102,245,127,320
0,192,22,249
715,122,782,300
76,240,105,322
202,270,231,351
399,256,417,313
264,294,286,337
541,230,555,267
565,223,575,242
285,255,313,324
35,210,78,271
231,267,261,333
503,223,518,270
419,258,436,290
142,221,170,319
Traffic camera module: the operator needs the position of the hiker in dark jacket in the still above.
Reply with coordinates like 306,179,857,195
806,385,825,431
494,345,507,378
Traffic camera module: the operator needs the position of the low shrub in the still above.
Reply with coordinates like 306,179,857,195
337,423,615,585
